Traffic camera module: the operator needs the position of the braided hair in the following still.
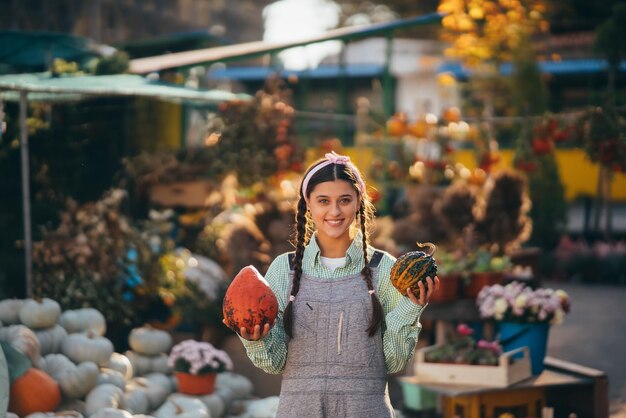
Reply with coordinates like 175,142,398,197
283,158,383,338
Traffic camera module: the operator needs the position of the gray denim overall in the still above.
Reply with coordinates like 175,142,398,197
276,252,394,418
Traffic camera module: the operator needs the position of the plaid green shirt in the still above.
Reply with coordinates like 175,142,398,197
240,231,425,374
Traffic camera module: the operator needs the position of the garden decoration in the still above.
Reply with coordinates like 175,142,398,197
167,339,233,396
222,265,279,335
476,281,571,374
390,242,438,298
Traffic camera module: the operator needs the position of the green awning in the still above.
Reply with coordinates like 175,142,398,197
0,72,249,104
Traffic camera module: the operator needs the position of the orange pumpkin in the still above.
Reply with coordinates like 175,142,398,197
9,368,61,416
386,113,408,137
222,265,279,335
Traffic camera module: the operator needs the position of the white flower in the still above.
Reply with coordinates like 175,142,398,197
168,339,233,375
494,298,508,316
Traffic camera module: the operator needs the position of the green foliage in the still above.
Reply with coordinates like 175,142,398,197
31,189,161,327
576,107,626,173
120,78,304,195
510,40,547,117
594,3,626,69
94,51,130,75
513,116,569,249
527,155,568,249
424,324,500,366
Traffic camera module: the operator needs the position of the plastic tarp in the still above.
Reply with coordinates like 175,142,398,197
0,72,249,104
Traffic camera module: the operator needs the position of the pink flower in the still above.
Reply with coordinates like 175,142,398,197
477,339,502,354
456,323,474,336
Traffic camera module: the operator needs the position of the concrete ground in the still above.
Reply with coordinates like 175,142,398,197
544,279,626,417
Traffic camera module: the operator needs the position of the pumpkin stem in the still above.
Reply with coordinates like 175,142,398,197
172,400,184,414
416,242,437,256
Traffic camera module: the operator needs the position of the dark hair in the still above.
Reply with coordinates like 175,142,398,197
283,159,384,337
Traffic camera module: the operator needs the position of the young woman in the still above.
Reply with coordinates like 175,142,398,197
234,152,439,417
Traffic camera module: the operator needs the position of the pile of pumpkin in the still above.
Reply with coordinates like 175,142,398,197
0,297,271,418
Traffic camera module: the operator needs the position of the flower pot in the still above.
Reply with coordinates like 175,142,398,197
430,273,460,303
464,272,504,299
175,371,217,395
499,322,550,375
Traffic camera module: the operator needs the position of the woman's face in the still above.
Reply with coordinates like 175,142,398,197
308,180,359,241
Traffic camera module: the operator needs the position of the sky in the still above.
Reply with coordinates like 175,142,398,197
262,0,343,70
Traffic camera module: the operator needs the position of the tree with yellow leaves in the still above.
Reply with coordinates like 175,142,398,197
438,0,549,67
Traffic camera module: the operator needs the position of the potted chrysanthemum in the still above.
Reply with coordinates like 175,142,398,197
476,281,571,374
168,339,233,395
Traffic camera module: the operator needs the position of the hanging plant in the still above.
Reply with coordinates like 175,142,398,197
577,107,626,174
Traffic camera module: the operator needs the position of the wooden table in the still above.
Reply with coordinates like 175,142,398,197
399,357,609,418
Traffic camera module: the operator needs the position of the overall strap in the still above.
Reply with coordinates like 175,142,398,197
368,250,384,269
287,252,295,272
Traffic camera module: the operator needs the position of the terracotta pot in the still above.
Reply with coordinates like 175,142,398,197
175,371,217,395
464,272,504,299
430,273,461,303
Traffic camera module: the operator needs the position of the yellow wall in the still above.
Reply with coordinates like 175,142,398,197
331,147,626,202
452,149,626,201
132,99,182,152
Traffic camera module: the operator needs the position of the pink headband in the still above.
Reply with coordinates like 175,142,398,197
301,151,366,204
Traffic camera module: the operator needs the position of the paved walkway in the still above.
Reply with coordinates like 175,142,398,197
544,280,626,417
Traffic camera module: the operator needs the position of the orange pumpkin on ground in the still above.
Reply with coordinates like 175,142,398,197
390,243,438,298
8,368,61,416
223,265,279,335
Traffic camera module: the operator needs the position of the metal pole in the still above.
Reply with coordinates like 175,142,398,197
383,32,395,118
19,90,33,297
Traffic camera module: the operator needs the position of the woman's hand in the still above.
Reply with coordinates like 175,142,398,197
406,276,440,306
224,320,275,341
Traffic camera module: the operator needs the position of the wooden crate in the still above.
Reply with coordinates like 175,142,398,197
149,180,216,208
414,345,532,387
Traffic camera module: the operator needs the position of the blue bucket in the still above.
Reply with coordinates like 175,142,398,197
499,322,550,375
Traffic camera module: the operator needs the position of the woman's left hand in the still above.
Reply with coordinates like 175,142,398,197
406,276,440,306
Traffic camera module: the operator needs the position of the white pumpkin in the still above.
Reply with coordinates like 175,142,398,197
198,393,226,418
242,396,280,418
153,396,209,418
0,324,41,365
0,298,24,325
129,374,172,411
62,332,114,366
18,298,61,329
35,324,68,355
121,381,150,415
85,384,124,416
58,400,87,415
105,352,133,380
59,308,106,336
98,368,127,390
24,411,84,418
125,351,170,376
39,353,99,399
216,372,253,399
128,326,172,356
90,408,133,418
144,372,175,393
214,386,236,405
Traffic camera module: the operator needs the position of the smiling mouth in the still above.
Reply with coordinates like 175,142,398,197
326,219,344,226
